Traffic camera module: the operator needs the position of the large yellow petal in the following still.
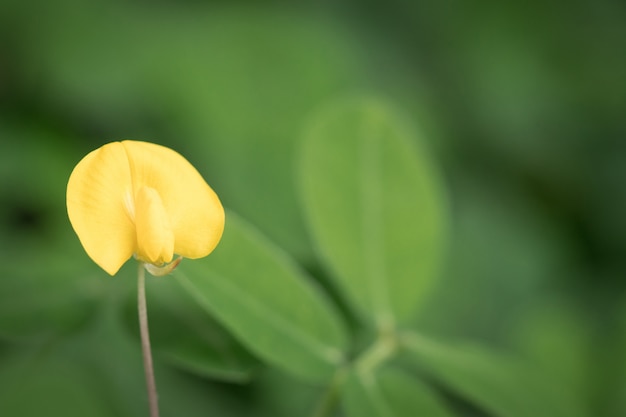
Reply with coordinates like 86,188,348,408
66,142,136,275
134,186,175,265
121,141,224,259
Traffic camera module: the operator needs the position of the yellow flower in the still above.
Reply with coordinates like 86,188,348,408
67,140,225,276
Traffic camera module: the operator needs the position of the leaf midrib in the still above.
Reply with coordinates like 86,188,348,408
359,105,393,326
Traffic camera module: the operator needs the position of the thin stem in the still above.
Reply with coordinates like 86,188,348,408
355,331,397,376
309,329,398,417
138,263,160,417
310,367,348,417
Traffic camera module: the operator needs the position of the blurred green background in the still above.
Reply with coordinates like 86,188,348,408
0,0,625,416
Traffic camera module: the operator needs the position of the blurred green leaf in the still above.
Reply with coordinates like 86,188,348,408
414,175,576,343
510,299,592,410
248,367,324,417
299,98,447,325
401,332,587,417
0,124,74,256
606,299,626,416
342,367,453,417
62,304,252,417
0,247,104,341
176,211,348,382
122,270,258,382
0,124,105,340
0,349,113,417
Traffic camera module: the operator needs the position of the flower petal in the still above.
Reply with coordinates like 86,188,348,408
66,142,136,275
121,141,224,259
134,186,174,265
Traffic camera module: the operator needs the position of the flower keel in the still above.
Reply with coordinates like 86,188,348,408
134,186,175,266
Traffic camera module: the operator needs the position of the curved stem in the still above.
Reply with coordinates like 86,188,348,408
355,331,397,376
138,263,160,417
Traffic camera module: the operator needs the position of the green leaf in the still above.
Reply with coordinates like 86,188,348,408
401,332,587,417
299,98,447,325
342,367,454,417
122,271,258,382
175,211,348,382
